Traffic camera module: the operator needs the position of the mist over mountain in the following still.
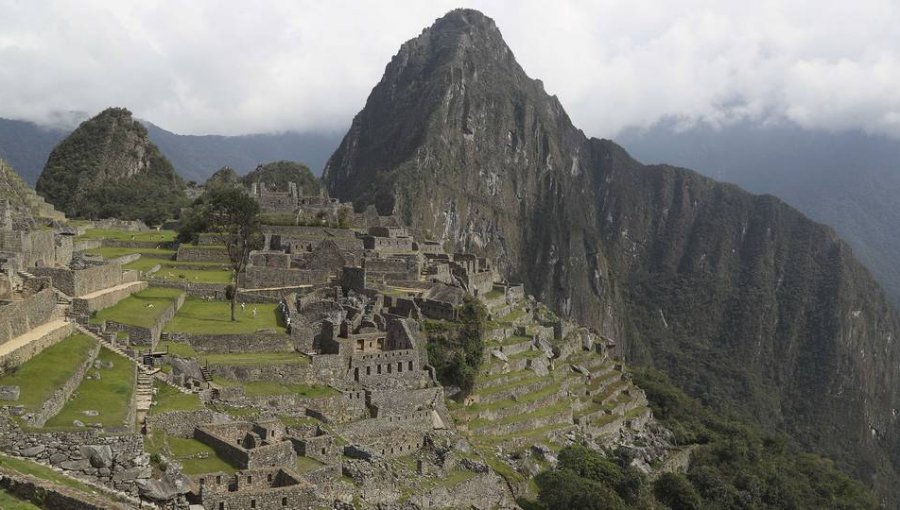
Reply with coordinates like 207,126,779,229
324,8,900,503
618,121,900,307
0,116,341,186
141,122,341,183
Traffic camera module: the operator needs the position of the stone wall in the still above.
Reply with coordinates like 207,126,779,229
0,422,149,495
71,281,147,316
176,245,230,263
26,340,101,427
292,434,339,464
169,332,293,354
144,409,230,438
32,263,124,297
0,321,74,374
73,239,102,252
367,387,442,418
104,292,182,347
341,266,366,293
0,471,130,510
212,362,311,385
199,483,321,510
347,349,423,386
90,219,149,232
0,230,71,269
239,266,328,289
0,287,57,346
193,426,296,470
418,299,457,321
149,279,225,299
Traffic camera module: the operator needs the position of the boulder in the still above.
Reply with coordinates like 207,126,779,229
21,445,45,457
0,386,20,401
60,459,91,471
82,445,113,468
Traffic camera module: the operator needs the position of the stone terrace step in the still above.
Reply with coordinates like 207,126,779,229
472,382,565,422
474,368,536,391
73,324,192,395
477,376,554,405
472,399,574,435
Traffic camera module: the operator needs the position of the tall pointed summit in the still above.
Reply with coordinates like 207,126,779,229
325,9,900,503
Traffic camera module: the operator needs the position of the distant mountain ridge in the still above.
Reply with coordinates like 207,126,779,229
617,121,900,307
0,116,342,185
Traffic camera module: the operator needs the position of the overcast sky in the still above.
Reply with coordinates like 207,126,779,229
2,0,899,139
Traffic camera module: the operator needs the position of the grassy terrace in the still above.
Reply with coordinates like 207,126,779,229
146,430,236,475
164,298,285,335
295,455,325,473
0,333,96,414
149,382,203,415
0,489,40,509
151,267,233,284
212,377,338,398
0,452,98,495
157,342,307,368
84,246,176,260
44,347,135,429
206,352,309,366
76,228,177,242
91,287,184,328
469,398,571,431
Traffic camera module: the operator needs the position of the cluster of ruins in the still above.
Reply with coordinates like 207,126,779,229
0,178,646,510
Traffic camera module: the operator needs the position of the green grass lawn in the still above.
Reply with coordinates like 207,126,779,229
151,267,233,284
164,298,284,334
84,245,176,260
124,257,229,273
204,352,308,366
149,383,203,415
145,430,237,475
0,333,96,412
44,347,135,429
91,287,184,328
76,228,177,243
0,452,97,494
156,340,198,357
213,377,338,398
295,455,325,473
0,489,40,509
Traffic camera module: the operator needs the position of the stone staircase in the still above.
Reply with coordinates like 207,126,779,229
199,366,213,383
73,324,192,395
135,371,153,413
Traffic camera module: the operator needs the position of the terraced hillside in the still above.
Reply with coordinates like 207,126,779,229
446,294,662,494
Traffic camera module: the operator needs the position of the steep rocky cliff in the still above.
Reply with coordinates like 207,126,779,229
36,107,185,224
324,8,900,503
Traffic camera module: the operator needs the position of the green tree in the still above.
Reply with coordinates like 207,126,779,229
425,297,487,395
653,473,702,510
200,187,263,321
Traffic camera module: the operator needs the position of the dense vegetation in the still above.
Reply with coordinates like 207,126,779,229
240,160,322,195
35,107,186,225
532,369,879,510
424,297,487,395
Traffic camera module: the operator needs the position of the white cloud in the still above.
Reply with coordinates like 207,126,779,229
0,0,899,138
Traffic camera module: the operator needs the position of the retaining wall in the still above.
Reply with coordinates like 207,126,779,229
0,288,57,346
0,321,74,374
26,340,101,427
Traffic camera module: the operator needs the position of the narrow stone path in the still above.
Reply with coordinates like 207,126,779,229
72,324,192,395
77,280,145,300
0,319,71,358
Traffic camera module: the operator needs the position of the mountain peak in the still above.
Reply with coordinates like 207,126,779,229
35,106,186,224
323,11,900,503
